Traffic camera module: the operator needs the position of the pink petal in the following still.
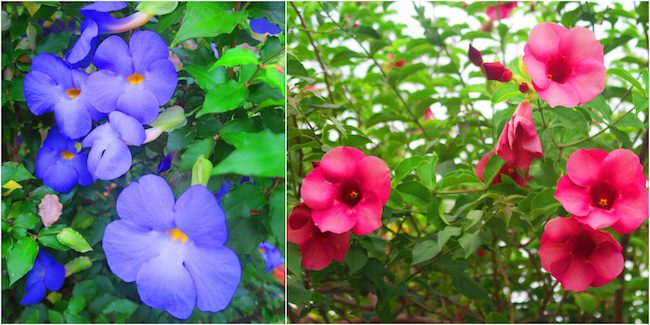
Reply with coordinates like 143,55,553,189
590,241,623,284
536,80,580,108
350,196,383,236
567,59,606,105
311,200,357,234
301,168,338,210
611,185,649,234
355,156,391,204
566,149,608,187
554,176,592,216
300,237,335,271
527,22,567,60
599,149,644,189
542,217,583,243
575,208,619,229
319,146,365,183
522,47,550,90
538,234,572,273
475,150,495,182
38,194,63,227
558,257,595,292
327,232,351,262
559,27,604,65
287,203,315,245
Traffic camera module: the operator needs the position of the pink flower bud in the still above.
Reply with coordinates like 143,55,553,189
483,62,513,82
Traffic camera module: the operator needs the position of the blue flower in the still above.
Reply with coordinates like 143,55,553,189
82,111,145,180
102,175,241,319
86,30,177,124
20,251,65,305
66,2,152,68
216,179,233,205
258,241,284,273
157,153,174,173
36,126,94,193
23,53,104,139
250,18,282,35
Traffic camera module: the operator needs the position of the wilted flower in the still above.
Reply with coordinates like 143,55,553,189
38,194,63,227
495,101,543,170
36,127,94,193
20,251,65,305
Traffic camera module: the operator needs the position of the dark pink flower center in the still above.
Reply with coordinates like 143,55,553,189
339,182,362,206
546,56,572,83
571,233,596,259
590,183,616,210
289,210,309,229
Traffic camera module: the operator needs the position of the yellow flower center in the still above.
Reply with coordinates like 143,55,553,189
127,73,145,85
259,247,266,254
60,151,75,160
598,198,609,208
349,190,359,199
166,227,188,244
66,88,81,99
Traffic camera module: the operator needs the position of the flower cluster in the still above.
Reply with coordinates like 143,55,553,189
24,3,178,193
288,146,391,270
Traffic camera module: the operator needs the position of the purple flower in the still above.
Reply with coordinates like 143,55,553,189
250,18,281,35
66,2,152,68
36,126,94,193
86,31,177,124
23,53,103,139
158,153,174,173
102,175,241,319
20,251,65,305
82,111,145,180
216,179,233,205
258,241,283,273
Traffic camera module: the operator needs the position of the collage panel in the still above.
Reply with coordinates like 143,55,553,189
287,1,649,323
1,1,285,323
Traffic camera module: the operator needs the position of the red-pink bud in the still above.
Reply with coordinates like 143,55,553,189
483,62,513,82
468,44,483,67
519,82,529,93
393,59,406,68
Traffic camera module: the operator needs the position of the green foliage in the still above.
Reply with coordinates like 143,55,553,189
287,1,648,323
2,1,285,323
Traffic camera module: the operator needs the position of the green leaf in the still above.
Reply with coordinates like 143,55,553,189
7,237,38,285
57,227,93,253
172,2,247,46
486,311,509,322
458,231,481,258
64,256,92,277
608,68,645,95
2,162,35,185
574,293,597,313
396,181,432,207
412,240,440,265
482,154,505,186
437,226,461,248
185,65,227,91
221,183,266,219
102,299,138,319
179,138,214,171
451,272,489,300
210,47,259,69
394,156,426,182
197,80,249,116
38,225,69,251
345,247,368,273
136,1,178,15
491,83,521,104
212,130,284,177
269,188,285,244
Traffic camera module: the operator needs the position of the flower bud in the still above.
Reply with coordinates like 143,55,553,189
468,44,483,67
483,62,513,82
519,82,530,93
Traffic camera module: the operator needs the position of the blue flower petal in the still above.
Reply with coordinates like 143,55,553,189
92,35,133,76
116,88,160,124
20,281,46,305
184,244,241,312
35,147,58,180
175,185,228,248
142,59,177,106
85,133,132,180
80,1,127,14
108,111,145,146
85,70,127,115
129,31,170,73
43,161,78,193
65,19,99,69
39,252,65,291
250,18,282,35
71,153,95,186
54,98,93,139
116,175,176,230
158,153,173,173
259,241,284,272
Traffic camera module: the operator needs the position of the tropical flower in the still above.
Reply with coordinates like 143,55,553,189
35,126,94,193
288,202,350,271
475,149,529,186
272,265,286,285
554,149,648,233
300,146,391,235
485,2,517,20
538,216,623,292
86,30,177,124
66,2,152,68
522,22,605,108
496,101,543,170
157,153,174,173
24,53,103,139
20,251,65,305
103,175,241,319
82,111,145,180
258,241,284,272
250,17,282,35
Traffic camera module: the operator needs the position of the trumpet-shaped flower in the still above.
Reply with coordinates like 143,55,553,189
258,241,284,273
554,148,648,233
66,2,152,68
82,111,145,180
24,53,103,139
20,251,65,305
250,18,282,35
86,31,177,124
538,216,623,292
475,149,529,187
288,203,350,271
35,126,94,193
103,175,241,319
522,22,605,108
300,146,391,235
486,2,517,20
496,101,543,170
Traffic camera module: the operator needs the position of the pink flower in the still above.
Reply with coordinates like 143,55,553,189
300,146,391,235
475,149,529,187
522,22,605,108
38,194,63,227
423,108,433,120
486,2,517,20
495,101,543,170
483,62,513,82
287,203,350,271
538,216,623,292
554,149,648,233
